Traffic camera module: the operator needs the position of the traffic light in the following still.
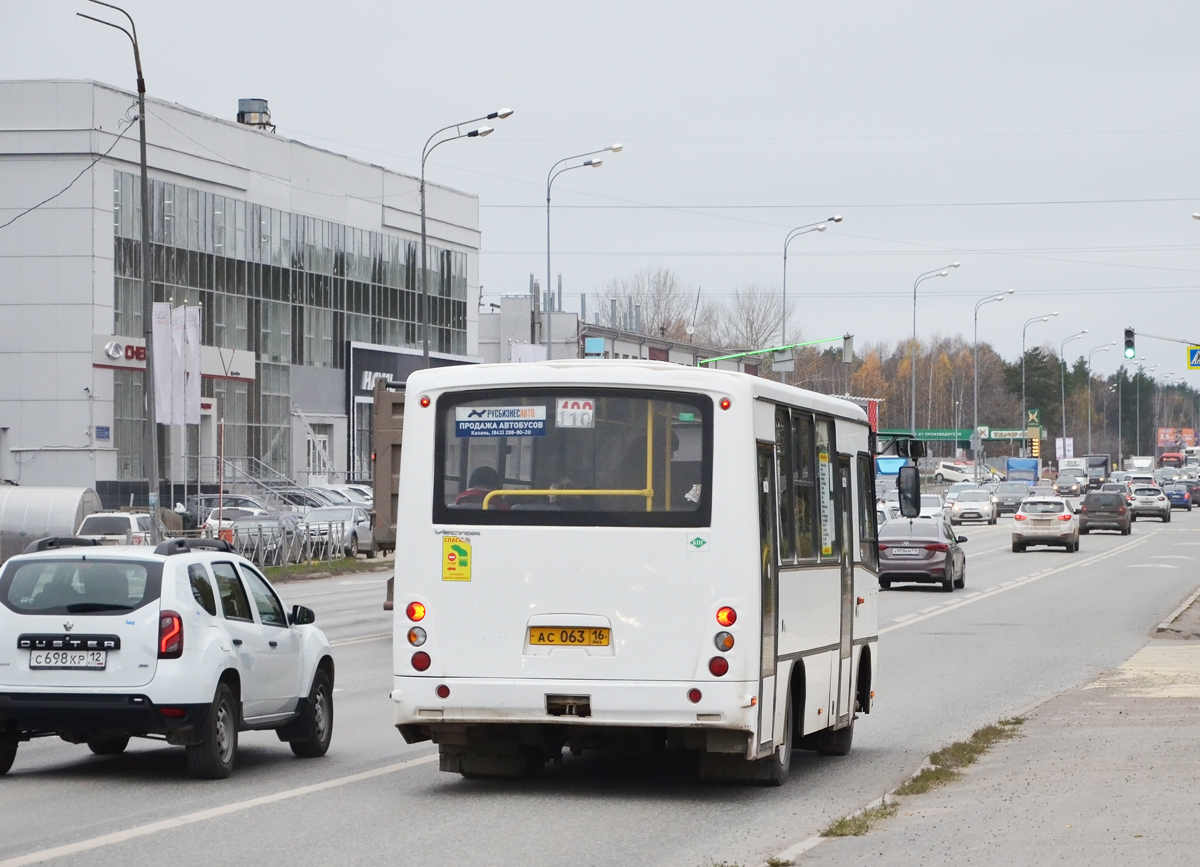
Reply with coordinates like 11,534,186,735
1124,327,1135,359
1030,437,1040,458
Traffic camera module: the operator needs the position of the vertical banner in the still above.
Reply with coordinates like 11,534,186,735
184,306,202,425
151,302,173,424
169,305,186,425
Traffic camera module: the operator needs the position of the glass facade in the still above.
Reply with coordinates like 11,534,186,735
112,171,469,480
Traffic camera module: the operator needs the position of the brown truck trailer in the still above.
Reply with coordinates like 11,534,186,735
371,380,404,609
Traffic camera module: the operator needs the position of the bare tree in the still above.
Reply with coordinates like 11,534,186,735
714,283,790,350
598,267,693,339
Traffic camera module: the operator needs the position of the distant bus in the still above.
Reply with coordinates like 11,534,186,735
390,361,879,783
1160,452,1184,469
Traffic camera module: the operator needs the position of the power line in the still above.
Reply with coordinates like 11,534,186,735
482,196,1200,210
0,107,137,232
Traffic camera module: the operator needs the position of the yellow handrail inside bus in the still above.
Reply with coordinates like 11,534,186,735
481,488,654,510
646,401,654,512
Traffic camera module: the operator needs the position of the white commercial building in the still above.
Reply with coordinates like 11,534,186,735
0,80,480,506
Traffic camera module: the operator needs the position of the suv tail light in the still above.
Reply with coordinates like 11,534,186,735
158,610,183,659
1014,514,1027,521
1057,514,1072,521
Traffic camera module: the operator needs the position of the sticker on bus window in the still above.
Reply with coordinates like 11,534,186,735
442,536,472,581
818,450,835,557
455,406,546,437
678,412,695,422
555,398,594,429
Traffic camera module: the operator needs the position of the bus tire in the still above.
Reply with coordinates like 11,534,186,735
758,693,792,787
816,721,854,757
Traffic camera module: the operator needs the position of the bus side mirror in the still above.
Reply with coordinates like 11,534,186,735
898,466,921,518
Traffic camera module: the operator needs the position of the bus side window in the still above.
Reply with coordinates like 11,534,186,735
857,452,879,571
791,410,818,560
774,406,797,563
814,415,841,563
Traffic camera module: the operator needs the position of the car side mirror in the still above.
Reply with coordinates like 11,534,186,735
1074,507,1081,514
289,604,316,626
956,536,968,544
898,465,921,518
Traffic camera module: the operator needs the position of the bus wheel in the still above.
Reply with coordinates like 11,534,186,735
816,721,854,757
760,693,792,787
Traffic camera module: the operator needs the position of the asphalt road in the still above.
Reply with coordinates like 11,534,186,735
2,509,1198,867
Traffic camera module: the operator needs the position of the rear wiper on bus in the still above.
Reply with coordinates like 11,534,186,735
65,602,135,613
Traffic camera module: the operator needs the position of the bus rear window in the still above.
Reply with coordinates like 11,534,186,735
434,389,712,526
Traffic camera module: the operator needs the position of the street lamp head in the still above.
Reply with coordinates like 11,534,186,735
938,270,949,277
608,143,623,153
467,126,495,138
584,159,603,168
1193,212,1200,220
816,224,827,232
489,108,514,120
1052,311,1059,316
831,215,844,223
1005,288,1015,294
951,262,961,268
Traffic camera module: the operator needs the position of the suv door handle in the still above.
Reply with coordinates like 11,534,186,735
231,639,243,646
269,640,278,648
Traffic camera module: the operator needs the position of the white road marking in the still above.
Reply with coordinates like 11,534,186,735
0,753,439,866
339,578,389,586
1150,555,1194,559
879,534,1153,635
330,631,391,647
1128,564,1178,569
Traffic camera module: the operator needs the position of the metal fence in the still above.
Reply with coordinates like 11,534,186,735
200,521,351,568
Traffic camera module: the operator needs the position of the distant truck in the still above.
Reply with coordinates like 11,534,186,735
1006,457,1040,486
1083,454,1110,490
1125,455,1154,472
1059,457,1086,474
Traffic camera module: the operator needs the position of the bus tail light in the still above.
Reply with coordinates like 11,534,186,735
406,602,426,622
158,611,183,659
716,606,737,627
714,631,734,651
411,651,431,671
708,657,729,677
687,688,702,703
719,398,732,410
435,685,450,699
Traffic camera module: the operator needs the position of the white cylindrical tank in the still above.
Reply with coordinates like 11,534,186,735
0,487,103,564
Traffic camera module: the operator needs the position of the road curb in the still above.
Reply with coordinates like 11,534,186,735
1156,584,1200,633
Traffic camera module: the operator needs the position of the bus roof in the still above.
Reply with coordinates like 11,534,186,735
404,360,870,425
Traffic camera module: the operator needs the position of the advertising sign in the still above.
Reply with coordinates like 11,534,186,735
1158,427,1178,447
1055,437,1074,460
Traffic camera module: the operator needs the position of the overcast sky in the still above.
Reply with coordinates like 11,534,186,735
4,1,1200,379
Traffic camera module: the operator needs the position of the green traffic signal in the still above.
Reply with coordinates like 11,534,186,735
1123,327,1135,359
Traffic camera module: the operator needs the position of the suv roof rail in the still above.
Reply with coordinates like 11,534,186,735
154,538,233,556
23,536,102,554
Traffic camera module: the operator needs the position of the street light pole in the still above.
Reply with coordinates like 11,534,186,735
1136,363,1159,455
972,289,1013,481
1021,312,1059,457
79,0,161,542
420,108,512,368
782,216,841,346
1086,342,1115,453
1059,329,1088,456
547,144,621,358
910,262,960,436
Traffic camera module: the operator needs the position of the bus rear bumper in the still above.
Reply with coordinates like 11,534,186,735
391,676,759,732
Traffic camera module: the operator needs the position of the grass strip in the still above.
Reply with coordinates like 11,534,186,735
895,717,1024,796
263,557,391,583
821,798,899,837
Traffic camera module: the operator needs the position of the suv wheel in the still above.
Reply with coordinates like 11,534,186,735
290,669,334,759
186,683,238,779
0,736,17,775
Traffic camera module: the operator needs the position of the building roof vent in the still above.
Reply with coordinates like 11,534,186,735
237,99,275,132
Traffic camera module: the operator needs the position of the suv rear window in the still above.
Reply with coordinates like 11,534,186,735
78,515,132,535
0,558,162,615
1021,501,1065,514
1085,494,1123,509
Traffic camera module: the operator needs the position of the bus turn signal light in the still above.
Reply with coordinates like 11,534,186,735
406,602,426,622
716,606,737,627
714,631,734,651
407,627,427,646
708,656,729,677
411,651,431,672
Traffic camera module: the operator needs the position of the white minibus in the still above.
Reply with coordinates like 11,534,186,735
391,361,879,783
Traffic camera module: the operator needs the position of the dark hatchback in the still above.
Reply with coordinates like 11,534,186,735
877,517,967,592
993,482,1030,514
1078,492,1131,535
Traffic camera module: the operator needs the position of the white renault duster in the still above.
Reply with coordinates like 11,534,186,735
0,537,334,778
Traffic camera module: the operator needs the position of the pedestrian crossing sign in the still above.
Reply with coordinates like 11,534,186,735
1189,346,1200,370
